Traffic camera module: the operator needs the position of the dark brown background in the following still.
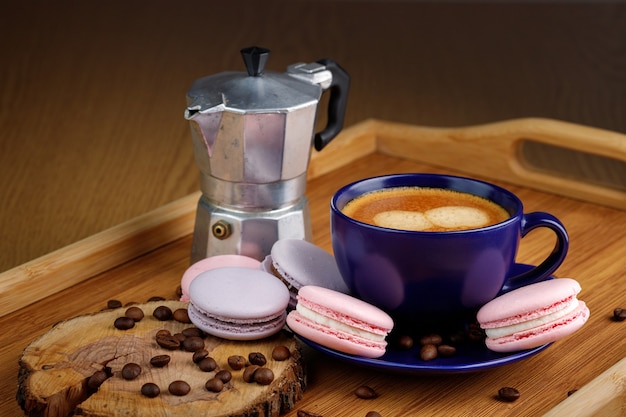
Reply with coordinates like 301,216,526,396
1,1,625,271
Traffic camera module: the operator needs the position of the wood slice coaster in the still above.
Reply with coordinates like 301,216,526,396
17,300,306,417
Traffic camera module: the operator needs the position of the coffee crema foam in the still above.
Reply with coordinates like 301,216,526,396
342,187,509,232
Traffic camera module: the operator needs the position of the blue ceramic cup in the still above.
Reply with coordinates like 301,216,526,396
330,173,569,323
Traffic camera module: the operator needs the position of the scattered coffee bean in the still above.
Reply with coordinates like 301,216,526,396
87,370,108,390
228,355,247,370
153,305,173,321
125,306,144,322
468,323,486,342
175,285,183,298
155,329,171,338
567,389,578,396
420,333,442,346
420,344,438,361
193,349,209,363
437,344,457,357
156,334,180,350
173,308,191,323
182,327,204,338
498,387,521,402
183,336,204,352
215,369,232,383
272,345,291,361
141,382,160,398
198,357,218,372
249,352,267,366
355,385,378,399
169,380,191,396
396,335,414,350
613,308,626,322
121,363,142,380
107,299,123,309
114,316,135,330
172,332,186,343
253,367,274,385
366,412,382,417
297,411,323,417
242,365,260,382
150,355,171,368
205,377,224,392
148,296,166,302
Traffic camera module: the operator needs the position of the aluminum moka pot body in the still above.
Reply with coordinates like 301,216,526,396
185,47,349,263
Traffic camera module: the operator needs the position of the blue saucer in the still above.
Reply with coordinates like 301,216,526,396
297,263,552,374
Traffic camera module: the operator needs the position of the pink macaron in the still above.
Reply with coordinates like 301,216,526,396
476,278,590,353
180,255,261,302
286,285,394,358
188,267,290,340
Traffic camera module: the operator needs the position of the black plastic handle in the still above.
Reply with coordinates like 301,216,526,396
314,59,350,151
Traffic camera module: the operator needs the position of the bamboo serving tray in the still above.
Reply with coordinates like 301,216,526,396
1,118,625,416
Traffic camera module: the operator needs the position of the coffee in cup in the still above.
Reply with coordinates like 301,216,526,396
330,173,569,324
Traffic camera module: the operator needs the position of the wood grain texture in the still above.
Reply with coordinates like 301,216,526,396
2,1,626,271
1,146,624,416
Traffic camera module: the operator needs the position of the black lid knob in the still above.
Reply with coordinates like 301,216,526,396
241,46,270,76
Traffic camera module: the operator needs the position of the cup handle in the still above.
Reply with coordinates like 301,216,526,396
500,212,569,293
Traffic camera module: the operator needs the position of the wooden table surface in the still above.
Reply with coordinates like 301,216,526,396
2,1,626,272
1,136,624,416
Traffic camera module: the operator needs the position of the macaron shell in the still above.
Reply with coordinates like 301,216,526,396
270,239,350,294
286,311,386,358
485,301,590,353
477,278,582,326
180,255,261,302
297,285,394,332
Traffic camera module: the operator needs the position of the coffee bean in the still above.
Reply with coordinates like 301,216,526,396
248,352,267,366
420,333,442,346
198,357,218,372
148,296,165,302
114,316,135,330
253,367,274,385
420,344,438,361
150,355,171,368
125,306,144,322
396,335,414,350
183,336,204,352
567,389,578,396
173,308,191,323
272,345,291,361
87,370,108,390
172,332,186,343
242,365,260,383
156,334,180,350
205,377,224,392
141,382,160,398
437,344,457,357
613,308,626,322
215,369,232,383
498,387,520,402
228,355,247,370
193,349,209,363
182,327,204,338
153,305,173,321
155,329,171,338
107,299,123,309
169,380,191,396
366,412,382,417
354,385,378,399
175,285,183,298
121,363,142,380
297,411,323,417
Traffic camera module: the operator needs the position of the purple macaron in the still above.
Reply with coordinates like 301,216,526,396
261,239,350,309
188,267,290,340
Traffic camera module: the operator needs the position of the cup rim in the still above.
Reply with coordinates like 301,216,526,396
331,173,523,235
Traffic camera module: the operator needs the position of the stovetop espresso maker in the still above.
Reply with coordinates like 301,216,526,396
185,46,349,263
